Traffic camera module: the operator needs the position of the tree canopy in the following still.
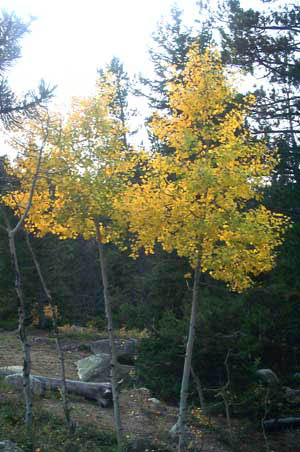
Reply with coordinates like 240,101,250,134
117,45,289,291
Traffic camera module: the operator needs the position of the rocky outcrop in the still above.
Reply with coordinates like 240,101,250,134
256,368,279,385
90,338,137,360
76,353,134,383
76,354,111,381
76,338,137,383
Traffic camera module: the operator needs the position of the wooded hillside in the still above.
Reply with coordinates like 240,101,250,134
1,2,300,451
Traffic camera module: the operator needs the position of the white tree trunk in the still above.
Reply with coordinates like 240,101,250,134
177,267,200,451
25,231,74,432
1,129,47,447
3,211,33,446
95,222,124,451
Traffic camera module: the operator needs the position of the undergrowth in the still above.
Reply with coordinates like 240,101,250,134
0,379,172,452
0,392,117,451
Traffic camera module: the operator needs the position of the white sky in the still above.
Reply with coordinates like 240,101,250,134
2,0,199,102
0,0,267,153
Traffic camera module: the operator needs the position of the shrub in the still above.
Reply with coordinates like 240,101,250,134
136,335,185,403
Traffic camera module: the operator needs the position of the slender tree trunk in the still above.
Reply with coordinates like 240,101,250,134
95,222,124,451
3,210,33,447
1,127,47,449
177,267,200,452
191,366,207,415
25,231,74,433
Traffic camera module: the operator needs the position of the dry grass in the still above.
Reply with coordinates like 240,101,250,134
1,329,299,451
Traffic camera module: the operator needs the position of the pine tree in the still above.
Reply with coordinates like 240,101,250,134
0,11,54,128
137,6,213,154
219,0,300,193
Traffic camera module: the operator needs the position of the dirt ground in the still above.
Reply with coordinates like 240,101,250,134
0,329,298,451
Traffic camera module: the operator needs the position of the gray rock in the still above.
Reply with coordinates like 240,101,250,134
90,339,137,357
148,397,160,404
0,440,23,451
284,386,300,404
256,368,279,385
76,353,134,382
76,354,111,381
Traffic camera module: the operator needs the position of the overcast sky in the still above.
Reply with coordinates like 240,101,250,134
1,0,265,153
2,0,200,102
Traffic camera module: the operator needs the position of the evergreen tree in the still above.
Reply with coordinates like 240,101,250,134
219,0,300,193
0,10,54,330
98,57,135,149
216,0,300,364
0,11,54,128
137,6,213,154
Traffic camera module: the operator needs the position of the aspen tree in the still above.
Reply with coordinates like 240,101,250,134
116,45,290,450
4,74,135,452
1,115,51,447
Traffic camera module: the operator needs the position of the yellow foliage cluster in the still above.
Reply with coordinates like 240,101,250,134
3,46,290,293
3,73,136,244
115,46,290,292
117,326,150,339
43,304,58,320
31,303,58,325
57,324,97,335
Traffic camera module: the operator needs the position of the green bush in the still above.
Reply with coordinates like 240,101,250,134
0,317,18,330
136,335,185,403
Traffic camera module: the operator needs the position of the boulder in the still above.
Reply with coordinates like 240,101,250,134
90,339,137,358
256,368,279,385
76,354,111,381
76,353,134,383
148,397,160,404
283,386,300,405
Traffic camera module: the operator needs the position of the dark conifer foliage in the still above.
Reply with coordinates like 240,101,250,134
0,11,54,128
97,56,137,149
138,7,196,112
137,6,213,154
219,0,300,189
137,6,213,110
98,58,130,127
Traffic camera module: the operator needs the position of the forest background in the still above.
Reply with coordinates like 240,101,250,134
0,0,300,443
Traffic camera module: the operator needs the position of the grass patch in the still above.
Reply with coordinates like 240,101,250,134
53,324,151,342
0,380,172,452
0,391,117,451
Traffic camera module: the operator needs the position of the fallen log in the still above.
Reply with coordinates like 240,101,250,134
263,417,300,432
0,366,23,377
5,373,112,407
